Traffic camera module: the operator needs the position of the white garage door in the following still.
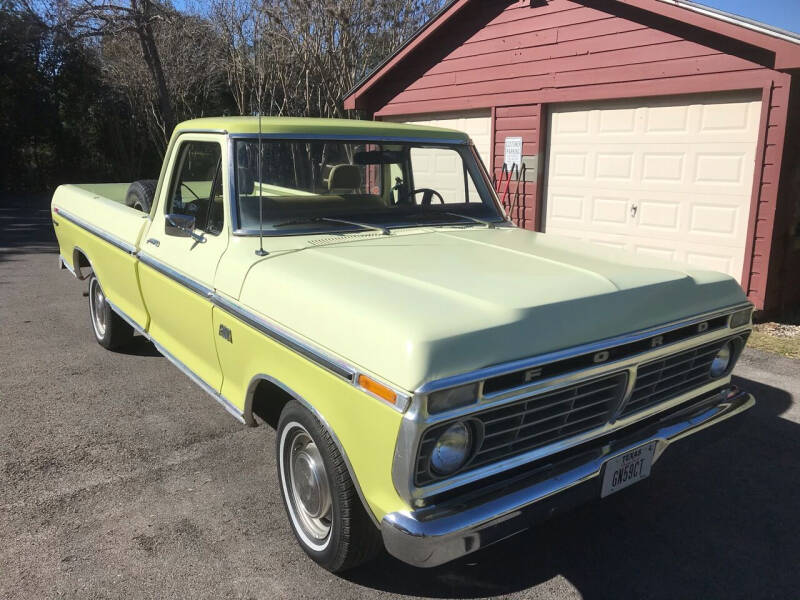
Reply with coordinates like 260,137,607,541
383,111,492,169
544,92,761,281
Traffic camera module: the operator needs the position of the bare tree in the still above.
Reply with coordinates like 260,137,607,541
209,0,446,118
52,0,176,143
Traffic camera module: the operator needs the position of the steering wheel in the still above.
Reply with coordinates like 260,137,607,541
181,182,201,201
413,188,445,206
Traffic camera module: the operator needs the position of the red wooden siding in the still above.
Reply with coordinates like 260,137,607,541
493,104,541,231
742,74,789,307
355,0,793,310
767,75,800,313
367,0,778,116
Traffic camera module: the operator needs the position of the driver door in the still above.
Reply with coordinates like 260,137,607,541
138,134,229,391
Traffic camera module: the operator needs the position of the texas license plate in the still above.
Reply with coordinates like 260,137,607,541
601,442,657,498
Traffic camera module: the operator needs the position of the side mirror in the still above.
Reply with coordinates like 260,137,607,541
165,213,196,237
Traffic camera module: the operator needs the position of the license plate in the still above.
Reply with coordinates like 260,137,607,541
601,442,657,498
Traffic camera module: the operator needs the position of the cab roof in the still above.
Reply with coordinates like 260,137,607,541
173,116,471,142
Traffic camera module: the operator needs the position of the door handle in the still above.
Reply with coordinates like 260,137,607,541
146,238,160,247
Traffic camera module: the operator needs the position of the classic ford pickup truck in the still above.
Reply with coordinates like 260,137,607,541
52,116,755,572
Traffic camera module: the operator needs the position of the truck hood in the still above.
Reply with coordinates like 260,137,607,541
237,227,747,391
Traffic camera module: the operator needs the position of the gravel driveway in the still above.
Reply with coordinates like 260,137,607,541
2,195,799,599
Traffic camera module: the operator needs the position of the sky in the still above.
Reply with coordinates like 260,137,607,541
692,0,800,35
170,0,800,38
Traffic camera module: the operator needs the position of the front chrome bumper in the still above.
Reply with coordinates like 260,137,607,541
381,387,754,568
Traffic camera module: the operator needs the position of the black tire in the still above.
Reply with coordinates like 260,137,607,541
88,274,134,350
125,179,157,213
277,401,383,572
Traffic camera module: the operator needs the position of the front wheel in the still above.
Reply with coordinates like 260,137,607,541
88,274,134,350
277,401,382,572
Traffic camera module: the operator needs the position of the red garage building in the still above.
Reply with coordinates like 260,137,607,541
344,0,800,315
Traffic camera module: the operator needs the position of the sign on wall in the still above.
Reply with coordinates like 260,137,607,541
504,137,523,170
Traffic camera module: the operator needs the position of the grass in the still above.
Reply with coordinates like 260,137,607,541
748,329,800,360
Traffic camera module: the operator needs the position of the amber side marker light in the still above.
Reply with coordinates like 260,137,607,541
358,374,397,405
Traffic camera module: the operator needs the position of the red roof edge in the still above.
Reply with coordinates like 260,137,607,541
343,0,800,112
343,0,471,111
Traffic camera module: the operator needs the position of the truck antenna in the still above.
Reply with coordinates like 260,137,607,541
255,110,268,256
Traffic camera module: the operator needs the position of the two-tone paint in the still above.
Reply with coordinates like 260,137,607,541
52,116,756,565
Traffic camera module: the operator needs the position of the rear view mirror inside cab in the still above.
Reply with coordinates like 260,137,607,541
353,150,403,165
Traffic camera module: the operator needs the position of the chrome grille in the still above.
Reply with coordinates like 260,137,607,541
620,338,729,418
415,373,627,486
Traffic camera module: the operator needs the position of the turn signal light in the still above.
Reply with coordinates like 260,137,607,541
358,374,397,405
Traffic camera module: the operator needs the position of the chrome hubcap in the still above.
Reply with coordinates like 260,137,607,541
90,278,106,338
286,429,331,543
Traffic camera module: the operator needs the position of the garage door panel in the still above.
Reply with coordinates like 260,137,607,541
641,152,685,184
545,92,760,282
592,196,629,225
555,93,760,144
552,143,756,195
632,244,679,262
552,153,590,178
637,199,681,233
684,251,735,274
548,192,587,222
595,152,635,181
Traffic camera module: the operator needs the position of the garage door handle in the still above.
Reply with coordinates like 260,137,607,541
630,204,638,218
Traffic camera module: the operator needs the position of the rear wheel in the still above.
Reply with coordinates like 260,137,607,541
277,401,382,572
125,179,157,213
88,274,134,350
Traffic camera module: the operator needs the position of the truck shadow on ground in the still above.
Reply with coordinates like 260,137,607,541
116,335,163,357
346,376,798,599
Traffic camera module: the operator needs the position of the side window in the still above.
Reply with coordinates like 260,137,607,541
167,141,224,235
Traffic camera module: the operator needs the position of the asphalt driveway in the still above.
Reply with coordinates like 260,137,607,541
1,194,799,599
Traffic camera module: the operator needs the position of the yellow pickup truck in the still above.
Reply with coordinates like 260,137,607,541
52,116,755,571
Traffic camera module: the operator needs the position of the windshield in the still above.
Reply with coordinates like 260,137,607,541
233,139,503,234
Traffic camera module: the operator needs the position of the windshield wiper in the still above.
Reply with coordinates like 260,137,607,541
273,216,389,236
440,211,497,229
397,211,498,230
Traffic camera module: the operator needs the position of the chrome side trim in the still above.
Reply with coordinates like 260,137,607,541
59,254,76,277
56,208,137,255
59,205,364,386
99,285,246,425
215,294,409,411
106,240,403,407
137,252,214,299
212,294,356,382
382,388,755,568
243,374,380,527
151,337,246,424
105,298,146,334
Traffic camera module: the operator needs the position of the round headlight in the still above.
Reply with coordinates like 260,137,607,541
430,421,472,475
710,342,733,377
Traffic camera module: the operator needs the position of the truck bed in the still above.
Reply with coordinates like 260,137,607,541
69,183,133,205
